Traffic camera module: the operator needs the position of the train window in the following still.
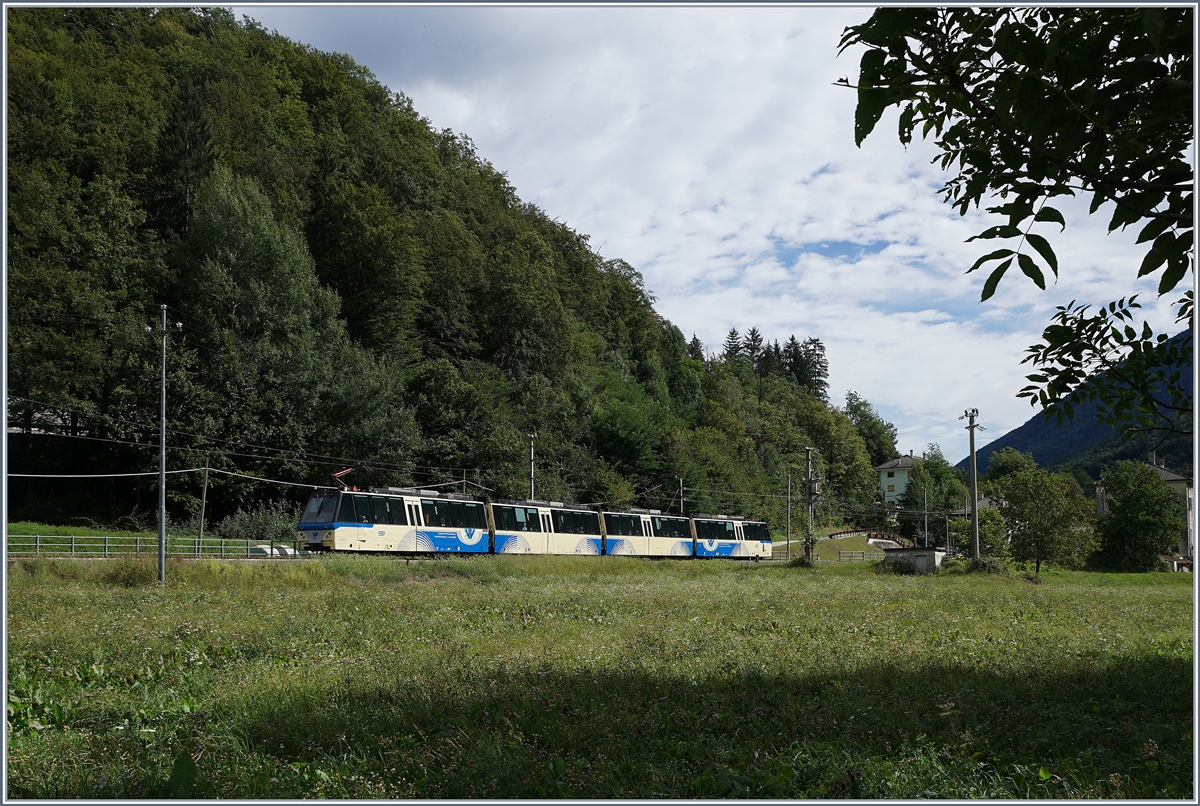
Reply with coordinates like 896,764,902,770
494,506,515,531
337,494,356,524
420,500,440,527
389,498,407,526
652,517,689,539
603,513,640,536
696,520,734,541
353,494,372,523
449,501,465,527
643,520,650,537
463,502,486,529
371,497,389,525
742,522,768,542
556,510,599,535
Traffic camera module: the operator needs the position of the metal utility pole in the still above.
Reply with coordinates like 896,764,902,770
528,433,537,501
805,447,814,561
960,408,984,560
679,477,684,515
923,487,928,548
146,306,180,586
197,457,209,556
786,472,792,561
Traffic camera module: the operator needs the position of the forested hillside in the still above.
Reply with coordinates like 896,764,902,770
7,8,896,532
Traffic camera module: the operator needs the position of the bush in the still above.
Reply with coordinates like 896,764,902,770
873,559,913,575
938,557,967,574
786,555,815,569
215,500,302,544
967,556,1009,575
101,556,157,587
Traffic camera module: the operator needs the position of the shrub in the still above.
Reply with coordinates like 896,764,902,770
101,556,157,587
215,500,302,544
938,557,966,574
786,555,815,569
967,556,1009,575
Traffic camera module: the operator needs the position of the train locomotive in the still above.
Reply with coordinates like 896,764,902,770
296,486,772,560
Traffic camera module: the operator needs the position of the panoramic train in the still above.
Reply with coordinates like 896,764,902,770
296,486,773,559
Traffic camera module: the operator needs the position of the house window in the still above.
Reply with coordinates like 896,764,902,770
887,485,895,492
887,471,894,478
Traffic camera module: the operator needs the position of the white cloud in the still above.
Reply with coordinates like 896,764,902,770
239,5,1185,462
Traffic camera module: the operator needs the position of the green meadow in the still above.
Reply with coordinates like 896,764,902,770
6,555,1193,798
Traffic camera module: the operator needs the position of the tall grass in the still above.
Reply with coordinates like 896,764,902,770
6,556,1192,798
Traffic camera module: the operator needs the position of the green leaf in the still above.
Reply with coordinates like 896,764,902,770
966,248,1015,274
1136,217,1171,244
1034,206,1066,232
1158,258,1187,295
1138,233,1173,277
981,257,1013,301
1024,233,1058,277
1141,8,1166,53
1038,767,1052,781
854,49,889,147
1018,253,1046,290
968,225,1023,241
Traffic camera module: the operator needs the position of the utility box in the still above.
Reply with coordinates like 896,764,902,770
883,547,946,574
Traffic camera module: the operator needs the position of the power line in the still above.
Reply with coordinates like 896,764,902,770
9,469,198,478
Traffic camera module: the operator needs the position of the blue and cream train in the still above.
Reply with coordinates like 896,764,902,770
296,487,773,559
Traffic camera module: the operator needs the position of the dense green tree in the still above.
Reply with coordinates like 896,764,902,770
841,8,1193,440
722,328,743,361
984,447,1038,480
898,445,969,542
996,467,1097,573
949,507,1008,558
6,7,879,535
1097,460,1187,570
843,391,899,467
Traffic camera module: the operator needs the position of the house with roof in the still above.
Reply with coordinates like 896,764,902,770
1095,461,1193,559
876,452,915,506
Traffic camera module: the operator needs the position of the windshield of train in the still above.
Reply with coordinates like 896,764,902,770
300,490,339,524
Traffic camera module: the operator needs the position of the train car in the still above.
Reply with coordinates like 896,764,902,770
691,514,771,559
297,487,490,554
601,508,694,557
491,500,604,555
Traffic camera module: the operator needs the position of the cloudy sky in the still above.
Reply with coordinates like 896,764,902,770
239,5,1178,463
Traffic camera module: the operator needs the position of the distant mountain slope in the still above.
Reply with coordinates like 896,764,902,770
957,331,1193,477
956,400,1119,474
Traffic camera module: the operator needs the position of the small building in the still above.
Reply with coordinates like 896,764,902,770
883,546,946,574
876,453,916,506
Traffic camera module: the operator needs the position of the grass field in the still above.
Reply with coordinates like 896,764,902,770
6,555,1193,798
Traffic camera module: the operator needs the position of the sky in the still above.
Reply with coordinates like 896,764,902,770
238,5,1182,464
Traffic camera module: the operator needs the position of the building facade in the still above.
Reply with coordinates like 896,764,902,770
876,453,916,506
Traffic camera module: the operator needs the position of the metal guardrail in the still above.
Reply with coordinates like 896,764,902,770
838,550,885,562
6,535,308,559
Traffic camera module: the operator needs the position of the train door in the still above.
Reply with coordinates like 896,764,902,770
640,517,652,555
